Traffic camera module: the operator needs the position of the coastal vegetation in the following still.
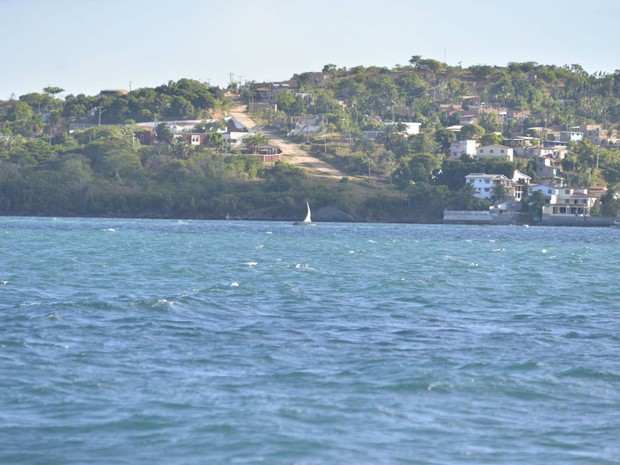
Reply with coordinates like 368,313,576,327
2,60,620,221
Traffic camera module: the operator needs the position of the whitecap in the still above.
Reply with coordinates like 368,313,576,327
151,299,174,308
105,228,117,232
230,282,239,287
368,239,376,243
243,261,258,267
428,382,451,391
492,248,505,253
541,248,548,254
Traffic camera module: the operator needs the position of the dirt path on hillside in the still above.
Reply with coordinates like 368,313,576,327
228,105,346,178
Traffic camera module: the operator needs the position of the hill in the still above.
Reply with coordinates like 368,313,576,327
1,59,620,221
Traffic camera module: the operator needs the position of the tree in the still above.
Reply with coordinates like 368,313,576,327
524,190,545,221
169,96,195,119
43,86,64,96
6,101,41,136
265,162,306,191
478,111,502,133
459,123,485,141
409,56,445,73
480,132,503,146
156,123,173,146
599,188,620,216
491,182,507,204
243,132,269,146
411,131,439,154
434,128,456,154
407,153,441,184
7,101,33,122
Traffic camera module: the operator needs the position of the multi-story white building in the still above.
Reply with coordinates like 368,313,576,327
476,144,514,161
511,170,531,201
465,173,514,201
542,187,597,216
449,139,477,159
528,184,598,216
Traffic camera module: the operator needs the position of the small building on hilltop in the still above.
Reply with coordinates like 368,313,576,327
99,89,129,97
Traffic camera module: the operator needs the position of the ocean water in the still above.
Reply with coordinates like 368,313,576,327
1,217,619,465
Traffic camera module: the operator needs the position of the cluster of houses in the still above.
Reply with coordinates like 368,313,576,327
436,102,618,224
69,84,616,225
448,170,611,225
130,117,283,164
465,171,603,213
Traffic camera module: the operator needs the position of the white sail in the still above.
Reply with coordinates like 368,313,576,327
303,201,312,223
294,201,315,226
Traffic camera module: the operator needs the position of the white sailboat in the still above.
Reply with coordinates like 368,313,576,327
294,201,315,226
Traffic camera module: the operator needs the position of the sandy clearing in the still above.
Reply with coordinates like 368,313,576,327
228,105,346,178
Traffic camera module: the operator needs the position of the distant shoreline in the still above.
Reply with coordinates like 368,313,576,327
2,213,619,228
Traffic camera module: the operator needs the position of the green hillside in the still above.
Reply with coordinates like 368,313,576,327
2,59,620,221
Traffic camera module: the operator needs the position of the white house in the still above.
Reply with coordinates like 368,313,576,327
512,170,531,184
528,183,560,199
542,187,597,216
449,139,477,159
134,117,252,148
511,170,531,201
523,146,567,160
528,183,597,217
560,130,584,143
385,122,421,136
289,115,326,135
465,173,514,201
477,144,514,161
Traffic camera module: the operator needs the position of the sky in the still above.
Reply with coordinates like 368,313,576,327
2,0,620,99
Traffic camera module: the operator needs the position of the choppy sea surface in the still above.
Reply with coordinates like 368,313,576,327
1,217,620,464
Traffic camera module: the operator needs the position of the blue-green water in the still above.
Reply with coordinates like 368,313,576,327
1,217,619,464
